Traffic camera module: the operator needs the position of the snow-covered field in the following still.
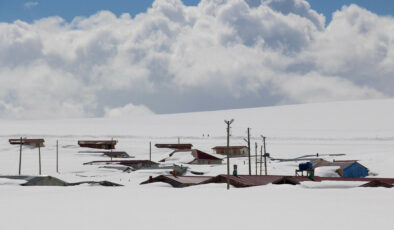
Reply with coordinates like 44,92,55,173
1,99,394,229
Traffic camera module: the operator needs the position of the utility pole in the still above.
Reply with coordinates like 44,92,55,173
255,142,258,175
38,144,42,175
149,141,152,161
248,128,252,175
225,119,234,190
244,128,251,175
260,145,263,175
262,135,267,176
56,140,59,173
18,137,22,175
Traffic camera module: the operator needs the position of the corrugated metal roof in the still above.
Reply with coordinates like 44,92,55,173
160,149,222,163
155,144,193,149
140,175,213,187
78,140,117,144
83,160,158,165
194,149,222,160
203,175,311,187
360,180,393,188
9,138,45,145
142,174,394,188
212,146,248,150
313,176,394,184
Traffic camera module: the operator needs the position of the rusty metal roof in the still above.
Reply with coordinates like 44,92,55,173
78,140,117,144
194,149,222,160
360,180,393,188
202,175,312,187
83,160,158,166
141,174,394,188
155,144,193,149
140,175,213,187
212,146,248,150
9,138,45,145
313,176,394,184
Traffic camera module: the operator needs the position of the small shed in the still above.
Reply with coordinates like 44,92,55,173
9,138,45,147
212,146,248,157
78,140,117,150
155,143,193,150
313,160,369,178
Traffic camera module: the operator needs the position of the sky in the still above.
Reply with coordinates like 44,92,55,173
0,0,394,119
1,0,394,24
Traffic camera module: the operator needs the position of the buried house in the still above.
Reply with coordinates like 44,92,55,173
159,149,223,165
155,143,193,150
141,175,312,188
9,138,45,147
212,146,248,157
78,140,117,150
313,160,369,178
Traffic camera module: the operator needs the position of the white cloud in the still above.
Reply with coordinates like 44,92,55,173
0,0,393,119
24,1,39,9
104,104,154,118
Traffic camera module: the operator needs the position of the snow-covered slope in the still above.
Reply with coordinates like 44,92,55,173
1,99,394,230
1,98,394,138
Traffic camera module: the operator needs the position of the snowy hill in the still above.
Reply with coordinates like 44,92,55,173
1,99,393,138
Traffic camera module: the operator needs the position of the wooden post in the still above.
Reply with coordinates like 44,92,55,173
38,144,41,175
263,136,267,176
247,128,251,175
225,119,234,190
255,142,258,175
56,140,59,173
18,137,22,175
178,137,180,144
149,141,152,161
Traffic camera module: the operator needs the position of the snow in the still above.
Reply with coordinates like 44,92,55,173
1,99,394,229
314,166,341,177
160,150,195,164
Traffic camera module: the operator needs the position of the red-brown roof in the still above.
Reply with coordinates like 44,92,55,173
140,175,212,187
313,176,394,184
202,175,312,187
155,144,193,149
9,138,45,145
212,146,248,150
360,180,393,188
194,150,222,160
83,160,158,166
141,174,394,188
78,140,117,145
